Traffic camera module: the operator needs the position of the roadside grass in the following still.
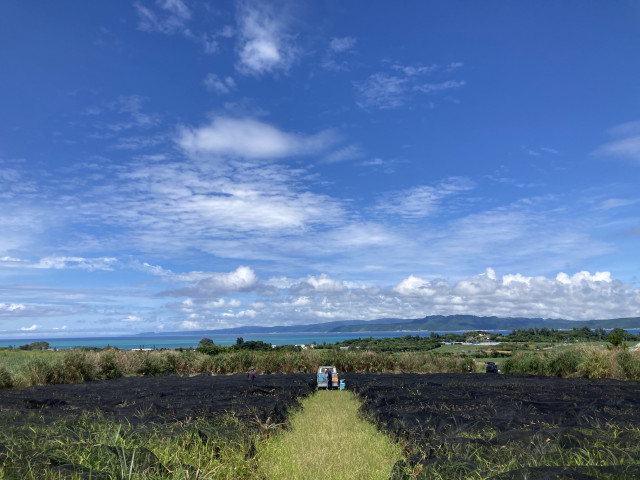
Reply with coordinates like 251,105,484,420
256,389,403,480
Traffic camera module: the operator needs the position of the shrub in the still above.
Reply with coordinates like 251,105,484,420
546,349,582,377
99,351,124,379
616,350,640,381
0,365,14,389
21,358,56,385
135,352,172,376
575,348,611,378
59,351,98,382
166,350,206,374
502,352,547,375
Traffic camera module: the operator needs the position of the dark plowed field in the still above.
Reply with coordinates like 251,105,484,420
0,373,316,425
343,373,640,479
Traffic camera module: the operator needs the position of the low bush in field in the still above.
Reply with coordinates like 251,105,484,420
502,346,640,379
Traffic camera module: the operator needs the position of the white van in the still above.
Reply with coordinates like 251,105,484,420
316,366,338,389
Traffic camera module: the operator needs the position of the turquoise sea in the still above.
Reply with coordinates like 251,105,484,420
3,329,637,351
0,331,439,350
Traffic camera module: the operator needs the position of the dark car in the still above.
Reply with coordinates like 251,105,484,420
486,362,499,373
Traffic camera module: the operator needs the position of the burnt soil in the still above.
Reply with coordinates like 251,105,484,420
343,373,640,479
0,373,316,426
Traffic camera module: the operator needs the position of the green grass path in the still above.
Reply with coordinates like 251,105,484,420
256,390,403,480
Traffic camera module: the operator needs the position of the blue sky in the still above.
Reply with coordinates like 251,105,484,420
1,1,640,337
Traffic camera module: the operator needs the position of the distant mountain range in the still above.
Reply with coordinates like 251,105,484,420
139,315,640,337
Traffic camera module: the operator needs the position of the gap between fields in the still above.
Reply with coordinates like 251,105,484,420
255,389,403,480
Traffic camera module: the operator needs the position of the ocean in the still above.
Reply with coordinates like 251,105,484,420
3,328,637,351
0,331,438,350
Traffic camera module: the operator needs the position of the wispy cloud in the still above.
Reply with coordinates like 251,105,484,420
415,80,466,93
355,62,466,110
34,256,118,271
593,121,640,163
323,144,362,163
354,73,408,110
322,36,357,71
374,177,475,218
134,0,191,35
235,0,300,75
88,95,160,132
134,1,233,54
203,74,237,94
523,145,560,157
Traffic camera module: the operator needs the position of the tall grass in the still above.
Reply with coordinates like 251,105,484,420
0,410,261,479
502,346,640,380
3,345,639,390
2,349,472,390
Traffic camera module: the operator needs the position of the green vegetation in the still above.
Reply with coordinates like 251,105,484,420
16,341,51,351
257,390,403,479
391,424,640,479
0,348,473,390
431,326,639,344
502,346,640,379
0,410,261,479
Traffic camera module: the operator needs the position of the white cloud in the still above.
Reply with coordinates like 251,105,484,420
203,74,237,94
164,268,639,326
0,256,27,265
355,62,466,110
375,177,475,218
355,73,408,110
291,274,346,295
1,303,27,312
597,198,639,210
390,269,640,320
91,95,160,133
322,36,357,71
179,320,202,330
329,36,357,53
122,315,145,323
20,324,39,331
393,276,434,297
176,116,335,159
595,136,640,162
35,256,118,271
162,266,259,297
415,80,466,93
236,0,300,75
134,0,191,35
594,121,640,163
323,144,362,163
